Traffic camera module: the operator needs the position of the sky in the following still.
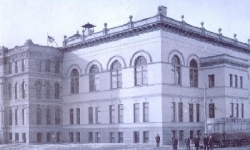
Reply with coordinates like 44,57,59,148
0,0,249,48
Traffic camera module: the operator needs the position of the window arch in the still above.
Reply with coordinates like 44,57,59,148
172,55,181,85
21,81,26,99
15,83,18,99
89,65,99,92
135,56,147,86
111,61,122,89
70,69,79,94
35,81,42,99
55,82,60,99
45,81,50,99
189,59,198,87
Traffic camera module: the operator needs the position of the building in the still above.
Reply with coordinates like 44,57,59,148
0,6,249,144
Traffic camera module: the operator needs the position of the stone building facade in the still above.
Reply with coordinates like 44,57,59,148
0,6,249,144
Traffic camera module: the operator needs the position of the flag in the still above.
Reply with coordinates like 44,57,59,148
47,35,54,44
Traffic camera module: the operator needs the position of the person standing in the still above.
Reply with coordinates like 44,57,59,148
185,137,191,150
155,133,160,148
203,134,209,150
208,135,214,150
193,134,200,150
173,137,178,150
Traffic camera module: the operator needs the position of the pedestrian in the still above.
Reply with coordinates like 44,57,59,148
203,134,209,150
155,133,160,148
173,137,178,150
208,135,214,150
185,137,190,150
193,134,200,150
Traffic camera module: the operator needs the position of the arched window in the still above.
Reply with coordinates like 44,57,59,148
45,81,50,99
70,69,79,94
89,65,99,92
55,82,60,99
135,56,147,86
35,81,42,99
111,61,122,89
22,81,26,99
190,59,198,87
172,55,181,85
15,83,18,100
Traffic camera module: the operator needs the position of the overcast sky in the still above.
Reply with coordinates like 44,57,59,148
0,0,249,48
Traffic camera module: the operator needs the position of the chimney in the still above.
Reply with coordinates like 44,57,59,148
158,6,167,17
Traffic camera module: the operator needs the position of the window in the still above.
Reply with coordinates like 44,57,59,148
171,102,176,122
88,107,93,124
55,109,60,125
9,62,12,74
208,74,215,87
46,108,51,125
135,56,147,86
172,55,181,85
36,61,42,72
9,133,12,141
110,105,115,124
56,133,60,143
15,83,18,100
9,109,12,125
9,83,12,100
134,131,139,143
88,132,93,143
76,132,80,142
21,81,25,99
95,107,101,124
143,102,149,122
209,103,215,118
55,62,60,74
110,132,115,143
143,131,149,143
22,109,25,125
197,130,200,138
189,103,193,122
179,130,184,141
21,59,25,72
76,108,80,124
190,130,194,140
241,103,244,118
69,109,74,124
45,81,50,99
178,102,183,122
15,133,19,141
15,109,18,125
134,103,139,123
37,108,42,125
55,83,60,99
196,104,200,122
234,75,238,88
70,69,79,94
236,103,239,118
229,74,233,87
22,133,26,143
118,132,123,143
172,130,176,138
190,59,198,87
35,81,42,99
118,104,123,123
95,132,100,143
47,132,51,142
89,65,99,92
37,133,42,143
69,132,73,142
45,60,50,72
15,61,18,73
111,61,122,89
240,76,243,88
230,103,234,117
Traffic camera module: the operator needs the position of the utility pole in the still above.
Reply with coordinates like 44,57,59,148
204,84,208,134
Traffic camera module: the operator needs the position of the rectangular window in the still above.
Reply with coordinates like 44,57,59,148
22,133,26,143
197,130,200,138
234,75,238,88
236,103,239,118
9,83,12,100
178,102,183,122
37,108,42,125
21,59,25,72
56,133,60,143
110,105,115,124
172,102,176,122
37,133,42,143
55,63,60,74
69,132,73,142
240,76,243,88
179,130,184,141
109,132,115,143
118,104,123,123
196,104,200,122
15,109,18,125
190,130,194,140
118,132,123,143
46,108,51,125
134,103,139,123
143,102,149,122
76,132,80,142
76,108,80,124
172,130,176,138
15,133,19,141
88,132,93,143
95,107,101,124
241,103,244,118
229,74,233,87
55,109,60,125
89,107,93,124
70,108,74,124
9,133,12,142
134,131,139,143
9,62,12,74
22,109,25,125
143,131,149,143
9,109,12,125
45,60,50,72
47,132,51,143
95,132,100,143
15,61,18,73
230,103,234,117
189,103,193,122
111,70,122,89
209,103,215,118
208,74,215,87
37,61,42,72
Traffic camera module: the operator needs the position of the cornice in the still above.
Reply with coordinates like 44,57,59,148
60,15,250,54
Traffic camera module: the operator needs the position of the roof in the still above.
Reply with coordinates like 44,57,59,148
81,23,96,29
